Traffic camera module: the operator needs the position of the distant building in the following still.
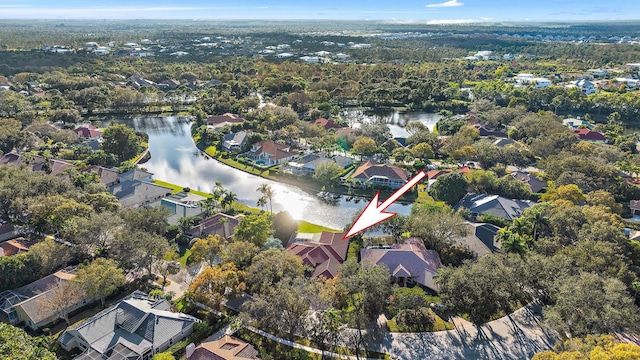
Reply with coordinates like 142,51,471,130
515,74,551,88
246,140,297,166
221,131,248,152
510,171,547,193
311,118,341,130
563,118,594,130
573,128,607,143
281,154,353,177
351,160,409,189
74,124,102,140
206,113,244,129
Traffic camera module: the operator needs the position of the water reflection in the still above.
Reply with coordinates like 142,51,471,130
341,109,441,138
120,116,412,229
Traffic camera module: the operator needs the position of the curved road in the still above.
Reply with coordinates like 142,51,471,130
370,304,558,360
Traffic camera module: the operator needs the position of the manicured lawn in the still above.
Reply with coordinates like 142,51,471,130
297,220,339,233
152,179,211,198
217,156,274,178
204,145,217,157
178,248,191,266
346,241,362,261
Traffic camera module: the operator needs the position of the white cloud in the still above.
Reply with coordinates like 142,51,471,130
426,0,463,8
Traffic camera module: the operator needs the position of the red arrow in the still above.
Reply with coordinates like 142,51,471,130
343,170,426,240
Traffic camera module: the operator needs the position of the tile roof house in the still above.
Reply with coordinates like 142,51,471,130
0,152,75,176
360,238,442,291
59,291,199,360
573,128,607,143
206,113,245,129
511,171,547,193
351,160,410,189
74,124,103,140
286,231,348,279
222,131,248,152
455,222,501,256
455,193,532,222
0,237,35,257
246,140,297,166
188,213,242,241
187,335,260,360
281,154,353,176
472,124,508,138
0,267,87,330
311,118,341,130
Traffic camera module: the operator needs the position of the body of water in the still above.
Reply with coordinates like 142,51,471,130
124,116,413,230
341,109,441,138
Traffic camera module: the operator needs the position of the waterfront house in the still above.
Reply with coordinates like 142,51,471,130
206,113,244,130
281,154,352,177
360,238,442,292
221,131,248,152
155,192,206,226
109,170,173,208
286,231,348,280
311,118,341,130
74,124,102,140
59,291,199,360
351,160,409,190
188,213,242,241
246,140,297,166
81,165,119,187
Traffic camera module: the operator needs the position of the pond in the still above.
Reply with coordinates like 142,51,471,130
341,109,441,138
121,116,414,230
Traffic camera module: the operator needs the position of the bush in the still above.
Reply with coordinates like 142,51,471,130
476,214,510,227
395,307,436,332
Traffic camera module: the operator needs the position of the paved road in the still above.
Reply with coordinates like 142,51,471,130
372,304,558,360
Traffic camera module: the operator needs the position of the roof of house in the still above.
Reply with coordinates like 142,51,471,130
249,141,296,161
472,124,508,138
109,181,173,208
360,238,442,291
291,154,353,171
311,118,340,130
118,169,154,182
74,124,103,138
189,335,260,360
188,213,242,240
334,127,355,137
13,268,78,325
207,113,244,128
222,131,248,148
456,222,501,256
456,193,532,221
573,128,607,141
286,232,348,279
493,138,516,147
352,160,409,182
60,291,198,357
0,237,35,257
48,159,75,176
511,171,547,193
631,200,640,211
82,166,119,186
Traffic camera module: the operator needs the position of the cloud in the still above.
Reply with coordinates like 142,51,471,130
426,0,463,8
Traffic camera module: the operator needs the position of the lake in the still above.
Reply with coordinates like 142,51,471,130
123,116,414,230
341,109,441,138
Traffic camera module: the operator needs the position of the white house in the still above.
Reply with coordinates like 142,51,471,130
567,79,597,94
515,74,552,88
277,52,294,59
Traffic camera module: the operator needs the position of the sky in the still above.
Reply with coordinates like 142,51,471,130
0,0,639,21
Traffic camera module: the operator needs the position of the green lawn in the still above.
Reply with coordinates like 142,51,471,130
386,314,454,332
178,248,191,266
297,220,339,233
152,179,212,198
204,145,217,157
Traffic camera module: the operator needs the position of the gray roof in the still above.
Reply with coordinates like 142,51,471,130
109,181,173,208
493,138,515,147
222,131,248,145
456,194,532,221
118,169,154,182
511,171,547,193
456,222,501,256
62,291,198,357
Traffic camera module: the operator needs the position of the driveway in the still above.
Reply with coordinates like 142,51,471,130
372,304,558,360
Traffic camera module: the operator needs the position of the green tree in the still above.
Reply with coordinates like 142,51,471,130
411,142,435,160
313,161,343,185
101,123,142,162
152,352,176,360
256,183,275,214
406,202,468,250
221,241,260,270
465,169,498,194
0,323,57,360
430,172,468,206
246,248,305,294
76,258,125,307
352,136,377,158
189,263,246,310
233,213,272,247
190,234,226,267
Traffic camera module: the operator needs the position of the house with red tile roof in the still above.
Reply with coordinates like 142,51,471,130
573,128,607,143
311,118,341,130
206,113,244,129
360,238,442,291
246,140,297,166
187,335,260,360
0,238,35,257
351,160,410,189
188,213,242,241
335,127,356,138
286,231,348,279
74,124,102,140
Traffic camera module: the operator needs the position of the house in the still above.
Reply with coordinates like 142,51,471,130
0,152,75,176
281,154,353,177
222,131,248,152
157,79,180,90
81,165,119,187
0,223,19,242
246,140,297,166
187,335,260,360
334,127,356,138
59,291,199,359
109,181,173,208
573,79,597,95
74,124,102,140
455,193,532,222
0,237,35,257
311,118,340,130
156,192,206,225
206,113,245,129
515,74,552,88
563,118,594,130
0,267,88,330
472,123,508,138
455,222,501,256
630,200,640,215
360,238,442,291
351,160,410,190
129,74,156,88
286,231,348,279
188,213,242,241
511,171,547,193
118,169,154,183
573,129,607,143
493,138,516,147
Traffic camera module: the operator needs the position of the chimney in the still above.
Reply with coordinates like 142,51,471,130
186,343,196,359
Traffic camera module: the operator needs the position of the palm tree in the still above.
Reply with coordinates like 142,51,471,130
256,197,267,211
257,183,275,214
221,191,237,212
497,228,528,255
510,217,530,236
